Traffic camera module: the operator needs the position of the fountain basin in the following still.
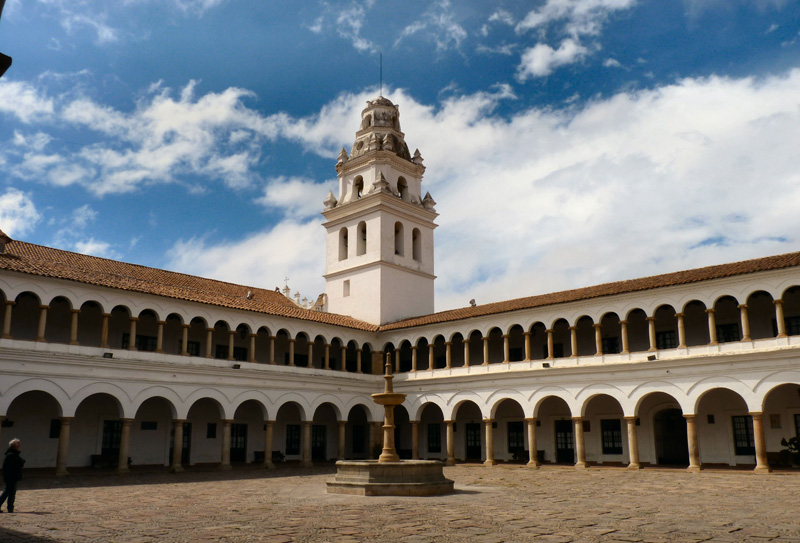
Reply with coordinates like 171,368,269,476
326,460,454,496
371,392,406,406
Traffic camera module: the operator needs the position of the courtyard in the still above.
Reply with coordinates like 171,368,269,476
0,464,798,543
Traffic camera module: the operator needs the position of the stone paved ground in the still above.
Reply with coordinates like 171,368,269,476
0,464,798,542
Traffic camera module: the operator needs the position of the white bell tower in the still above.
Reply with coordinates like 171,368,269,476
322,96,437,325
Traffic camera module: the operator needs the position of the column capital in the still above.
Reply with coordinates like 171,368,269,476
444,419,454,425
482,418,493,424
501,334,509,339
482,336,490,342
623,415,637,422
738,303,748,309
182,323,191,329
682,413,696,421
4,300,15,306
705,308,715,314
524,417,537,423
523,331,532,337
410,420,420,425
39,304,50,310
129,316,139,322
206,327,215,333
462,338,470,344
568,326,577,331
411,345,417,351
571,416,583,422
250,333,257,339
172,418,187,424
71,308,81,314
646,316,656,322
60,416,74,423
545,328,554,333
592,323,602,329
337,420,347,425
674,312,684,318
228,329,236,336
748,411,764,418
618,320,628,325
157,320,166,325
444,341,452,346
773,299,784,306
121,417,135,424
288,338,296,343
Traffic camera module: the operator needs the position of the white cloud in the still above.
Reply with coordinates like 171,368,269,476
0,81,55,123
335,1,378,53
516,39,590,80
73,237,117,259
395,0,467,53
256,176,329,219
166,221,325,301
71,204,97,228
603,57,622,68
0,188,40,237
516,0,637,38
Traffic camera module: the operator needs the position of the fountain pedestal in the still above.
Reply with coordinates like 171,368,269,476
327,361,454,496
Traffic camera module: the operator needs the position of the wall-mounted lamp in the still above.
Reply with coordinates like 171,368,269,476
647,355,657,361
103,352,113,359
542,362,550,368
232,364,241,369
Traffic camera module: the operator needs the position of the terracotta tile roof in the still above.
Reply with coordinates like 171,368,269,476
380,250,800,330
0,239,378,331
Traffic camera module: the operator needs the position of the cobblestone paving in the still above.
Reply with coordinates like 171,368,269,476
0,464,798,542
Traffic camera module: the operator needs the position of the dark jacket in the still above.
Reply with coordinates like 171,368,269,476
2,448,25,483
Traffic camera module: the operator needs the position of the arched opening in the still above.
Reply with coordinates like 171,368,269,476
653,305,678,349
419,403,445,460
108,306,132,350
781,286,800,335
431,336,446,369
747,290,777,340
339,227,349,261
345,340,359,372
133,310,159,352
312,403,338,462
232,400,265,464
11,292,40,341
3,391,61,468
453,401,483,462
582,394,625,465
530,322,547,360
412,228,421,261
293,333,310,367
696,388,752,466
360,343,373,374
713,296,742,343
72,393,124,468
397,177,409,200
637,391,687,466
44,296,72,344
486,327,504,364
762,383,800,467
626,308,649,352
394,222,404,256
186,398,225,465
346,405,371,459
163,313,184,354
494,399,526,462
275,402,304,461
254,327,272,363
398,340,413,372
212,320,231,359
330,338,344,370
536,396,573,464
187,317,207,357
416,337,430,370
394,405,412,459
551,319,571,358
683,300,709,346
507,325,525,362
77,301,103,347
599,313,622,354
134,397,176,467
353,176,364,199
356,221,367,256
274,329,290,365
574,315,595,356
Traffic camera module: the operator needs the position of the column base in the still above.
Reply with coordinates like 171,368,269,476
219,463,232,471
754,465,772,474
263,461,275,470
686,465,702,473
445,458,456,466
55,468,69,477
169,465,184,473
574,462,587,470
483,459,497,467
626,463,641,470
526,461,540,469
301,460,313,468
116,467,130,475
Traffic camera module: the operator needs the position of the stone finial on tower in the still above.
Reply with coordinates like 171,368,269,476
422,192,436,211
323,190,338,210
371,172,392,194
412,149,424,165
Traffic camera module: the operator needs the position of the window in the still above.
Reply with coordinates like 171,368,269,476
215,344,228,359
357,221,367,255
233,346,248,362
786,316,800,336
769,414,781,429
412,228,421,261
732,415,755,456
656,330,676,349
427,423,441,453
181,340,200,356
397,177,408,200
352,424,365,454
507,421,524,453
353,176,363,199
343,280,350,297
140,421,158,431
122,333,157,351
394,222,404,256
207,423,217,439
543,344,564,358
601,419,623,455
602,337,620,354
286,424,300,455
339,227,349,261
49,418,61,439
102,420,122,455
717,323,741,343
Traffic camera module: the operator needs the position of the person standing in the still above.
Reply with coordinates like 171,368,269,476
0,438,25,513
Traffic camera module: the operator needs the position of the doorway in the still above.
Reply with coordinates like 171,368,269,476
555,419,574,464
312,424,327,461
654,409,689,465
465,423,482,460
230,423,248,463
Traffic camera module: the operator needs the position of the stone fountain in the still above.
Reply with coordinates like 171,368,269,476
326,361,454,496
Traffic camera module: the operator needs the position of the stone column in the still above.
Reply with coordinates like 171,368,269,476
220,419,232,470
706,309,718,345
269,336,276,364
445,420,455,466
646,316,657,352
0,416,4,445
462,339,470,366
55,417,72,476
751,412,771,473
411,420,420,460
526,417,539,468
524,332,532,361
684,414,702,472
117,418,133,474
573,417,587,469
619,320,629,354
307,341,314,368
36,305,48,342
2,300,14,338
205,328,214,358
676,313,686,348
739,304,751,341
344,346,350,372
484,418,496,466
181,325,190,355
128,317,138,351
502,335,510,363
445,342,452,369
593,323,603,356
546,329,555,360
774,299,787,338
569,326,578,357
411,346,418,371
155,321,165,353
249,334,257,363
70,309,80,345
357,349,363,373
625,416,641,469
288,339,296,366
324,343,331,369
482,337,490,365
429,343,436,370
263,421,275,469
337,421,346,460
227,330,235,361
301,421,312,467
170,420,185,473
101,313,111,348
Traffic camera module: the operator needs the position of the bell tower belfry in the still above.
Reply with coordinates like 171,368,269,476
322,96,437,325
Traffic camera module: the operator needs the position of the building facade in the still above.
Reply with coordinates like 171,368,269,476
0,99,799,475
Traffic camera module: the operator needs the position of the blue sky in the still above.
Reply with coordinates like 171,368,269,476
1,0,799,313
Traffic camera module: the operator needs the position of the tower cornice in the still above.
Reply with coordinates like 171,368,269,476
336,150,425,178
322,190,439,226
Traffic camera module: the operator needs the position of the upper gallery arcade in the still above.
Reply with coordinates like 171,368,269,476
0,97,799,476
